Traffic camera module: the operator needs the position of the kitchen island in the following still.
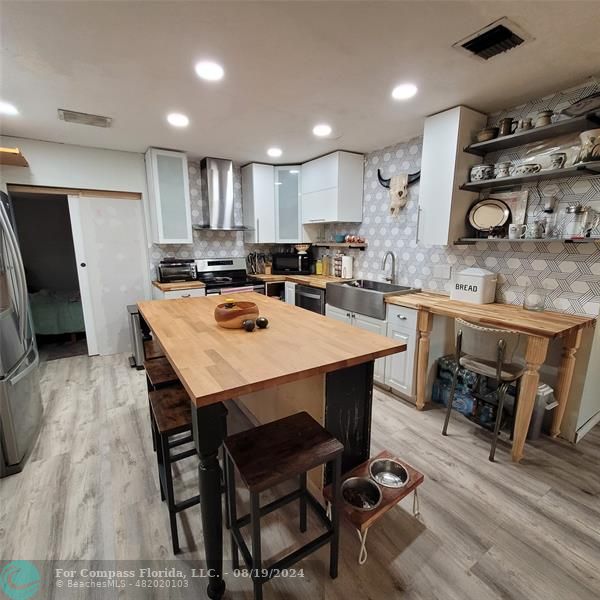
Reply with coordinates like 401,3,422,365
137,292,405,599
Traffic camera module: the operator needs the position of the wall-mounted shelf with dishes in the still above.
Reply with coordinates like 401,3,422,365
460,161,600,192
312,242,368,250
464,111,600,156
454,237,600,245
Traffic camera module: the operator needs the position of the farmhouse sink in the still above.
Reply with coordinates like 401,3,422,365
326,280,420,320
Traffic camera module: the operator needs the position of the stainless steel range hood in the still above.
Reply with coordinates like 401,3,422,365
193,157,249,231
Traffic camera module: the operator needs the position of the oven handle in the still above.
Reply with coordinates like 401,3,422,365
296,290,322,301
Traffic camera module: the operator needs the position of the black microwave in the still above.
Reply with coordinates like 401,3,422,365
272,253,312,275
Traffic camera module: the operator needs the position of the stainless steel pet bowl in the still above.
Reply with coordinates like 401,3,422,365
369,458,410,488
341,477,382,511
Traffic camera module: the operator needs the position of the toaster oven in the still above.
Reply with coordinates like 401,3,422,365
157,259,197,283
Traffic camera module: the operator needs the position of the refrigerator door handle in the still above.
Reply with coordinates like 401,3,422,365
6,343,38,385
0,201,28,343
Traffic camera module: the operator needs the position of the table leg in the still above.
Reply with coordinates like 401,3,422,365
511,336,549,462
192,401,228,600
551,329,582,438
416,310,433,410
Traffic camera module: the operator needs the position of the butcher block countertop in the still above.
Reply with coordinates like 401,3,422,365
137,292,405,407
152,280,205,292
385,292,595,338
250,274,351,289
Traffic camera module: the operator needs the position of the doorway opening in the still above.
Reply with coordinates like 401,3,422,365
10,192,88,361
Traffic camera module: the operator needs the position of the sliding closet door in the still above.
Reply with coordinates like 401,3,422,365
68,195,149,356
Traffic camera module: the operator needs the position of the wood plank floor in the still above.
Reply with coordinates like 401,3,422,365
1,353,599,599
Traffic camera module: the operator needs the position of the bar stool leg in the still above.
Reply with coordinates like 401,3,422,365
299,472,307,533
159,433,180,554
250,492,263,600
329,454,341,579
225,454,239,570
442,366,459,436
154,418,165,502
490,382,509,462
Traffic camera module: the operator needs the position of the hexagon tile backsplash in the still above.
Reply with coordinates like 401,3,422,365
153,81,600,317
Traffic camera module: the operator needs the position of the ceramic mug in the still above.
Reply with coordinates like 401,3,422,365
470,164,494,181
512,163,542,176
550,152,567,169
524,222,544,239
535,110,553,128
494,161,512,178
498,117,517,137
508,223,526,239
515,118,533,133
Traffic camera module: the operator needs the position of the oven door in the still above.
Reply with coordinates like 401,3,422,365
295,285,325,314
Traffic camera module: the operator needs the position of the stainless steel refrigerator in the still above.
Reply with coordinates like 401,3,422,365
0,191,43,477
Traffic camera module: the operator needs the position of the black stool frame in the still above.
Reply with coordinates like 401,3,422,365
225,451,341,600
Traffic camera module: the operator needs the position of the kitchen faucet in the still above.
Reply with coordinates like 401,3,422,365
381,251,396,284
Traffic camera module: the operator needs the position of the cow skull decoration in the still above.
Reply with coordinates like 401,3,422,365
377,169,420,216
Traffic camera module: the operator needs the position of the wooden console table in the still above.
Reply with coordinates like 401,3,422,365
386,293,596,462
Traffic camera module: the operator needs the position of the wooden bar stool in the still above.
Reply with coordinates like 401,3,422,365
144,357,191,453
149,385,200,554
225,411,344,600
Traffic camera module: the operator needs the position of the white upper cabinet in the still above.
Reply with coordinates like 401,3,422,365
242,163,276,244
301,151,363,224
275,166,301,243
145,148,193,244
418,106,486,246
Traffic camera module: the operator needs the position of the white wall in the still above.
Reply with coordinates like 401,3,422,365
1,138,153,351
0,136,147,193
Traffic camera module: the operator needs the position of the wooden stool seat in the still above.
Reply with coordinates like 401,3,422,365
226,411,343,493
149,386,192,435
144,356,178,388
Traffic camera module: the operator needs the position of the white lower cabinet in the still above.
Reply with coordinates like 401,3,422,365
152,287,206,300
284,281,296,305
325,305,386,383
385,316,417,397
326,303,421,397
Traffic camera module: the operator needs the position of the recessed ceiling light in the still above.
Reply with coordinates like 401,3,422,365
167,113,189,127
195,61,224,81
312,123,332,137
0,101,19,115
289,170,300,174
267,147,282,158
391,83,418,100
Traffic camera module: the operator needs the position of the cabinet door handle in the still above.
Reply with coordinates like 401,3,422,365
256,218,260,242
309,218,325,222
397,315,407,320
181,293,191,298
415,206,422,243
346,312,351,318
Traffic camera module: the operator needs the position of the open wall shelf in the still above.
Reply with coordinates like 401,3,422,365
312,242,368,250
464,112,600,156
454,237,600,245
460,161,600,192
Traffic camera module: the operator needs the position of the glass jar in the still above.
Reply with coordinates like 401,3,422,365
523,286,548,312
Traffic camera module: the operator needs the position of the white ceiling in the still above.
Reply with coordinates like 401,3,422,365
1,1,599,163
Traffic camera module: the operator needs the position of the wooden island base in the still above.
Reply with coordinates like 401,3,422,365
237,362,375,496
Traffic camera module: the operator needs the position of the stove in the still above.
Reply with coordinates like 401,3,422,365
196,257,265,295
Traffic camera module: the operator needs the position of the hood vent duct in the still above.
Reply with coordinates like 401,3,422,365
193,157,248,231
452,18,532,61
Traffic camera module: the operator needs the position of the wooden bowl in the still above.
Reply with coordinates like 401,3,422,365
214,300,259,329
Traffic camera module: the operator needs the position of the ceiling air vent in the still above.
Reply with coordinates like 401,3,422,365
453,18,533,61
58,109,112,127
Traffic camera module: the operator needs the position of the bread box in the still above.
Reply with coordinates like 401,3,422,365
450,267,497,304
